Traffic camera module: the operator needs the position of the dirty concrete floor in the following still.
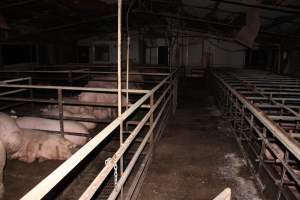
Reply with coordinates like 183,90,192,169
138,79,263,200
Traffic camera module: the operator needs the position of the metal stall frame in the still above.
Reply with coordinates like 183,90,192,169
0,79,149,137
212,69,300,200
17,69,178,200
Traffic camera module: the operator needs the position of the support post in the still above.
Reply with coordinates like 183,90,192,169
58,89,64,137
126,36,130,130
117,0,124,199
150,94,154,145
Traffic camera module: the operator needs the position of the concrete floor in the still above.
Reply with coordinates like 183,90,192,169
138,79,263,200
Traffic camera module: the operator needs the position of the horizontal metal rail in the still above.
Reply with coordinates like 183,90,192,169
0,83,149,94
0,77,32,84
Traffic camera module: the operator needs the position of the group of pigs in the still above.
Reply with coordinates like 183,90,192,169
0,79,128,197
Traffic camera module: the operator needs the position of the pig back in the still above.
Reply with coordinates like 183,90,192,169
16,117,89,145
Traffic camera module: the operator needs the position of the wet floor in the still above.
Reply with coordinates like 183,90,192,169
137,79,263,200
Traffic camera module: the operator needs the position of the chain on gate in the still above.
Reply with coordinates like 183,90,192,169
105,158,118,189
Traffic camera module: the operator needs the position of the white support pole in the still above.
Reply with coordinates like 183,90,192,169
117,0,124,199
126,36,130,111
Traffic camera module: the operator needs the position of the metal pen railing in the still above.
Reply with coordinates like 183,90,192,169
18,69,178,200
212,69,300,200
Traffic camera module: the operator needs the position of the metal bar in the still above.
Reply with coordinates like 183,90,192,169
126,36,130,112
0,70,169,76
0,77,32,83
0,96,149,108
0,83,149,94
0,89,27,97
117,1,124,199
0,102,26,110
58,89,64,137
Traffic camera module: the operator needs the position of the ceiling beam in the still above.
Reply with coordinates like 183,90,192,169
210,0,300,15
263,14,298,30
151,0,299,25
135,10,291,37
0,0,38,9
204,0,224,19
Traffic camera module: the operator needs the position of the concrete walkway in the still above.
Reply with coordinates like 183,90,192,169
137,80,263,200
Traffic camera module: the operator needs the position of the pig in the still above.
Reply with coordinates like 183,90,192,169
10,129,76,163
0,112,22,154
0,140,5,198
78,91,126,120
41,108,97,130
80,79,128,120
16,117,89,146
48,96,83,114
90,71,144,89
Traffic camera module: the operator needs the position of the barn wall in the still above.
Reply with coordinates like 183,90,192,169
205,40,246,68
77,33,140,65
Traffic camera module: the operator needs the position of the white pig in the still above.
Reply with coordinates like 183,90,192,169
10,129,76,163
41,108,97,130
48,96,83,114
0,112,22,154
78,91,127,120
0,140,6,198
16,117,89,146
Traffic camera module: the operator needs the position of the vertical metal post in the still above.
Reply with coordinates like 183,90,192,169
58,89,64,137
0,44,3,70
186,38,189,77
277,45,281,74
172,74,177,114
68,71,73,86
150,94,154,145
277,150,289,200
201,39,205,68
117,0,124,199
126,36,130,111
258,127,266,173
36,44,39,65
29,78,34,110
126,36,130,130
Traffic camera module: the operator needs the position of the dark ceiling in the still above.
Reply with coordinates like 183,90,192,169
0,0,300,44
